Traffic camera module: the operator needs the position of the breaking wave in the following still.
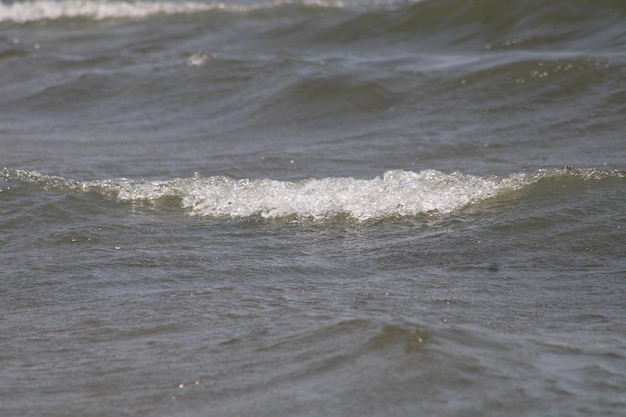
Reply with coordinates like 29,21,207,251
0,0,396,23
2,167,622,221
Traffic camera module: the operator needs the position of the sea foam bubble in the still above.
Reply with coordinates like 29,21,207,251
84,169,529,221
0,0,393,23
4,167,620,222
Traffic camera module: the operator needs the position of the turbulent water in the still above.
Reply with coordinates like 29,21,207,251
1,0,625,416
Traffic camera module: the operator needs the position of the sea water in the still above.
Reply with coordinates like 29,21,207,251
1,1,625,416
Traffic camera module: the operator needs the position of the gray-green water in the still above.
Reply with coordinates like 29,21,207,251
1,0,625,416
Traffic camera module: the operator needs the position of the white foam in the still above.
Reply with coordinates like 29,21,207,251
81,169,530,221
0,0,223,23
0,0,410,23
0,0,395,23
8,167,617,222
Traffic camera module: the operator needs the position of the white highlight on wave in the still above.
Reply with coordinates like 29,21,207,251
3,167,619,221
83,169,528,221
0,0,226,22
0,0,400,23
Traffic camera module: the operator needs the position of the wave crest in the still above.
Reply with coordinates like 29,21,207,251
84,170,529,220
0,0,225,23
5,167,621,221
0,0,390,23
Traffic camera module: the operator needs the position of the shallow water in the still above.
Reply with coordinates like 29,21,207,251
1,0,625,416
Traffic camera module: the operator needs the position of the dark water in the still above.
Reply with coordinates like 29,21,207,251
1,0,625,416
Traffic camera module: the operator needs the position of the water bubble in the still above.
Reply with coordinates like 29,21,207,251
185,52,215,67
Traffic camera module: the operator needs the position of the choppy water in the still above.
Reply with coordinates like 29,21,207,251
1,0,625,416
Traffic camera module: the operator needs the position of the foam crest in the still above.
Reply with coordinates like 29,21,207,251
0,0,381,23
84,169,528,221
0,0,224,22
4,167,621,222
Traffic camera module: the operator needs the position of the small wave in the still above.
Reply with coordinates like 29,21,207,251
3,0,625,56
368,324,430,353
2,167,622,222
0,0,230,23
0,0,398,23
